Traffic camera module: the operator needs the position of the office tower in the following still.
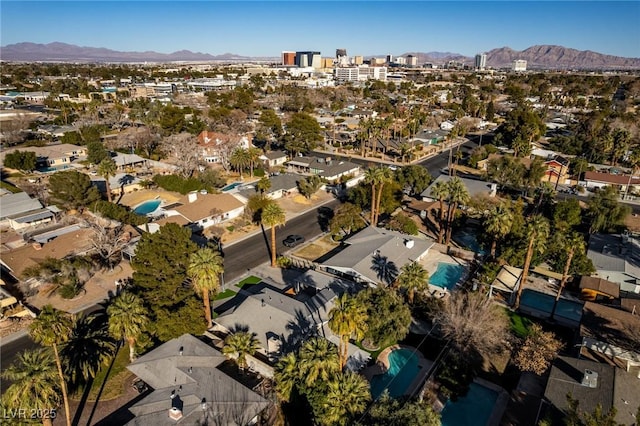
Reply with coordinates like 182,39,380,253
386,54,393,64
407,55,418,67
336,48,348,67
395,57,406,65
353,55,364,65
475,53,487,70
295,51,321,69
512,59,527,71
281,51,296,66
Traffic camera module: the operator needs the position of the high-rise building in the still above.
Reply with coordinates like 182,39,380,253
386,54,393,64
335,65,387,83
336,48,348,67
281,51,296,66
353,55,364,65
321,58,334,68
295,51,321,69
407,55,418,67
475,53,487,70
512,59,527,72
395,57,406,65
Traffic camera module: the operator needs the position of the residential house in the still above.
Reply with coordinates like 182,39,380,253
196,131,250,164
540,355,639,426
0,143,87,170
320,227,434,286
236,173,299,201
214,270,370,368
112,153,147,171
579,276,619,301
541,155,570,186
440,120,455,131
586,233,640,295
0,192,55,231
582,171,640,193
421,175,497,202
36,124,77,138
259,150,288,169
92,173,143,198
126,334,270,425
162,192,244,232
286,156,361,183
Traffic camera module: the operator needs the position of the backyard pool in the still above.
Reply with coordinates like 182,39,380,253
221,182,243,192
520,289,583,323
453,228,487,255
370,348,420,399
429,263,465,291
133,199,162,215
38,165,72,173
441,382,499,426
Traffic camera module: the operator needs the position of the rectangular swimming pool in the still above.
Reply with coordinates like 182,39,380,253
441,382,499,426
429,263,464,290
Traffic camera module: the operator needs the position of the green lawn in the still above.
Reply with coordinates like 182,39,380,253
84,344,132,401
235,275,262,289
507,309,534,338
214,289,237,300
0,181,22,193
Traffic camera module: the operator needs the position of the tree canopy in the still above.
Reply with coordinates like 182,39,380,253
48,170,101,210
4,150,36,171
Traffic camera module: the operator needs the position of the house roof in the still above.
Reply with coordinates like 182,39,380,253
580,301,640,354
586,234,640,279
579,276,620,298
126,334,268,425
261,150,287,160
0,192,43,219
421,175,496,200
112,153,146,167
237,173,300,199
583,171,640,186
491,265,522,294
7,208,54,224
172,193,244,222
542,356,615,425
321,227,434,285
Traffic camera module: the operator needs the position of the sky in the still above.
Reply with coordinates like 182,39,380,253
1,1,639,58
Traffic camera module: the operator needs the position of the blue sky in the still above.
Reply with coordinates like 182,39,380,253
1,1,639,58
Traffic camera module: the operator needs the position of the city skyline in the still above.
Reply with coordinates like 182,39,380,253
1,1,639,59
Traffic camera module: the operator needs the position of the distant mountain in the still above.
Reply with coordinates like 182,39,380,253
0,42,277,63
1,42,639,69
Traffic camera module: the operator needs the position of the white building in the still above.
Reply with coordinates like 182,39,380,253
335,66,387,83
407,55,418,67
512,59,527,72
475,53,487,70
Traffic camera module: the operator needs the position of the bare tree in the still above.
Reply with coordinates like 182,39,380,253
87,221,131,271
0,112,33,146
162,132,202,178
436,291,509,356
513,324,563,375
216,134,245,172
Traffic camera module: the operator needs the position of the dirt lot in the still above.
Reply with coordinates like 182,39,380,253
293,234,340,261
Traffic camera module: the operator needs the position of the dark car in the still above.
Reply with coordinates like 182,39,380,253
283,234,305,248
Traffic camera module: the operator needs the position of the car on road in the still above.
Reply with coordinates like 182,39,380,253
283,234,305,248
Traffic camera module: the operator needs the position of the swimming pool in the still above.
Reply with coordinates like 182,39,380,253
520,289,583,323
133,199,162,215
453,229,487,255
429,263,464,290
370,348,420,399
38,165,71,173
221,182,243,192
441,382,499,426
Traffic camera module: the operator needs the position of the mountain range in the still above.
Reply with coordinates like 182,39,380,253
1,42,639,69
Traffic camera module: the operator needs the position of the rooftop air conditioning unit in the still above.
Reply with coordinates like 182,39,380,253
169,407,183,420
405,239,415,249
581,369,598,388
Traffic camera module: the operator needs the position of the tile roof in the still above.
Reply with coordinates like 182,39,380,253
172,193,244,222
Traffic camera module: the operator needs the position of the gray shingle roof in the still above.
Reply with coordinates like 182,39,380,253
586,234,640,278
0,192,43,219
421,175,496,200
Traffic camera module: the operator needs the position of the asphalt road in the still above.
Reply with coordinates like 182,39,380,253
0,198,341,391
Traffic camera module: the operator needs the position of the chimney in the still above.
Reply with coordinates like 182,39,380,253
581,369,598,388
405,239,415,249
169,407,183,420
179,346,183,356
188,192,198,203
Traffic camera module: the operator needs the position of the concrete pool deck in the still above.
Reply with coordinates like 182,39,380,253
418,250,470,297
119,189,181,208
362,344,433,399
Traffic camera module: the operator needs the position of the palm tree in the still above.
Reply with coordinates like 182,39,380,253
222,331,260,372
298,337,340,388
107,292,148,362
274,352,299,402
256,176,271,194
230,148,250,179
374,167,394,225
328,294,368,369
514,215,550,309
29,305,73,426
247,146,262,178
431,180,449,244
97,158,117,202
444,177,470,246
188,248,224,329
364,167,380,225
1,349,60,426
396,261,430,304
61,311,116,387
552,232,585,312
261,201,286,267
484,203,514,258
321,372,372,426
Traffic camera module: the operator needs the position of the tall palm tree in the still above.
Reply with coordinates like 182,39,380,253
1,349,60,426
98,158,117,203
553,232,585,309
230,148,250,179
261,201,286,267
328,294,368,369
274,352,299,403
321,372,372,426
188,247,224,329
444,177,470,246
29,305,73,426
396,261,430,304
374,167,394,225
514,215,550,309
107,292,148,362
61,311,116,387
247,146,262,178
431,180,449,244
298,337,340,388
484,203,514,258
222,331,260,372
364,167,381,225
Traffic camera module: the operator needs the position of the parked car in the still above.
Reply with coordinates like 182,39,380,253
283,234,305,248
